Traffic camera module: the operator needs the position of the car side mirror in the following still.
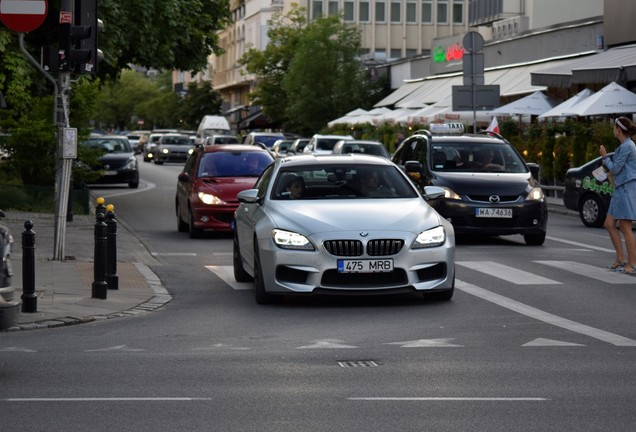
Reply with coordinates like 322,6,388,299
526,162,540,181
237,189,260,204
178,173,190,182
423,186,445,201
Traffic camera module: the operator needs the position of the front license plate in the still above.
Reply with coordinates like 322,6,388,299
476,208,512,218
337,259,394,273
103,170,117,176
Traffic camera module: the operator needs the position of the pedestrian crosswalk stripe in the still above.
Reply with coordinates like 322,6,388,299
205,266,252,290
535,261,635,284
456,261,561,285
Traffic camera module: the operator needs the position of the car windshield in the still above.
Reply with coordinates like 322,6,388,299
272,164,418,200
198,152,272,178
316,138,344,151
340,143,389,157
255,135,283,147
161,136,190,145
430,142,528,173
84,139,131,153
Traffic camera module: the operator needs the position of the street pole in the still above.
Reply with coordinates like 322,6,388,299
53,71,72,261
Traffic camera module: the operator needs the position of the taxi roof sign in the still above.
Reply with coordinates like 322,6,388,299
429,123,465,134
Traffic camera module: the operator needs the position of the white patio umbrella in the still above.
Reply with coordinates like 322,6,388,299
564,82,636,117
327,108,368,127
349,107,393,125
538,88,595,120
491,91,556,116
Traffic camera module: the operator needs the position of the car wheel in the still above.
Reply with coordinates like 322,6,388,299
129,175,139,189
176,201,188,233
579,194,606,228
188,208,203,239
524,231,546,246
254,244,278,304
233,230,253,282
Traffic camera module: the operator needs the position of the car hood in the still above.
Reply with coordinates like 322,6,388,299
196,177,258,202
99,152,134,162
267,199,443,235
433,172,537,195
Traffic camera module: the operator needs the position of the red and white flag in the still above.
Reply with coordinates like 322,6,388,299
486,117,500,134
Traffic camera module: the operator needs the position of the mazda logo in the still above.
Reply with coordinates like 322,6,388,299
489,195,500,203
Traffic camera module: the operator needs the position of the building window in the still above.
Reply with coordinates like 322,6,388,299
391,1,401,23
375,1,386,23
453,0,463,24
390,49,402,59
359,1,370,22
437,0,448,24
312,1,323,19
422,0,432,23
344,1,355,21
328,1,339,16
406,1,417,23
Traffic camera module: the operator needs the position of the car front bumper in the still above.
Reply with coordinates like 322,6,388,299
431,199,547,235
256,229,455,295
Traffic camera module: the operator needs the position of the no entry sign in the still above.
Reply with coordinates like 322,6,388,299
0,0,48,33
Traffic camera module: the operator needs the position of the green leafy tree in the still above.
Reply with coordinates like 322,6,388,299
284,16,371,135
177,81,224,130
239,6,308,128
240,5,382,135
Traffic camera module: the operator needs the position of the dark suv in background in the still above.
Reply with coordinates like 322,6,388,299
392,124,547,245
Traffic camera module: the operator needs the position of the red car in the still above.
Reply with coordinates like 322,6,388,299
176,144,274,238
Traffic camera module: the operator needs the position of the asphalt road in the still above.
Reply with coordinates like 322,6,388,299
1,157,634,432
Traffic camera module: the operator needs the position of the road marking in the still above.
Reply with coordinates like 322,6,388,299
152,252,197,256
384,338,462,348
205,265,252,290
457,261,560,285
523,338,584,347
97,181,156,198
347,397,548,401
4,397,212,402
192,344,251,351
546,235,614,253
535,260,635,284
297,339,358,349
456,280,636,346
85,345,145,352
0,347,37,352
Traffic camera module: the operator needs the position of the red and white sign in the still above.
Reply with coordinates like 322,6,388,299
0,0,48,33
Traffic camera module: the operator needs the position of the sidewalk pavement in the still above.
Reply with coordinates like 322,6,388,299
1,209,169,332
0,196,574,332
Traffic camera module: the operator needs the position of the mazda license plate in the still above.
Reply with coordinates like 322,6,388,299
476,208,512,218
337,259,393,273
103,170,117,176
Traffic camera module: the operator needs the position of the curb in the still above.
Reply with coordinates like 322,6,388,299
4,263,172,332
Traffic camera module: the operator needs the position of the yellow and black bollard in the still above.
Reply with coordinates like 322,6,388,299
92,212,108,299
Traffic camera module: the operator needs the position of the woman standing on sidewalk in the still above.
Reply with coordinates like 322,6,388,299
599,116,636,274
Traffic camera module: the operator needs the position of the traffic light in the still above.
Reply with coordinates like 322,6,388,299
58,0,100,74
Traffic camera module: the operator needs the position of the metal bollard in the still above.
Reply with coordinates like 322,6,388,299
105,205,118,290
21,220,37,313
91,212,108,299
95,196,106,220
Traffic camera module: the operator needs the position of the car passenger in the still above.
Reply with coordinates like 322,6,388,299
476,148,504,170
285,176,305,199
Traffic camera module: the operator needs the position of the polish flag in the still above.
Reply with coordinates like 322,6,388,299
486,117,500,134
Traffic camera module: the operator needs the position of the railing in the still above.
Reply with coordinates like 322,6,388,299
540,184,565,199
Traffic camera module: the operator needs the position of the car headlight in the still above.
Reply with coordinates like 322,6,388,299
443,187,461,200
161,148,169,154
272,229,314,250
198,192,226,205
188,148,194,155
525,187,544,201
412,226,446,249
122,157,137,170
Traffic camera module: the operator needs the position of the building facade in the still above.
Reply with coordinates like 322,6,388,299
173,0,633,132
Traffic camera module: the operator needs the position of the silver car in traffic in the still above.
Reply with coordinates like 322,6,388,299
233,154,455,304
